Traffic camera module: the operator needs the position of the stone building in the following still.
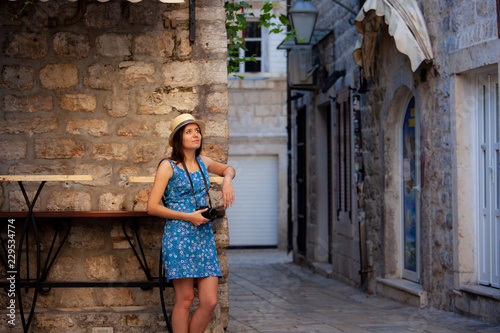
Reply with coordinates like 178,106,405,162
226,0,289,250
0,0,229,331
288,0,499,324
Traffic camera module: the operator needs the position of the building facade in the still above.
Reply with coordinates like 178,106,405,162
227,1,289,249
288,0,499,324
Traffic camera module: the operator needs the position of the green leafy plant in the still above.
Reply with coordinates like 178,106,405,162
225,1,295,77
6,0,36,22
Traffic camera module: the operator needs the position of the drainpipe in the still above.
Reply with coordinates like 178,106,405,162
286,0,293,253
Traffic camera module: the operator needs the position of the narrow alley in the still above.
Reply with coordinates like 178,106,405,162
226,250,500,333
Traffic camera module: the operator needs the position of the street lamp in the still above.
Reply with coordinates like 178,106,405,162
288,1,319,45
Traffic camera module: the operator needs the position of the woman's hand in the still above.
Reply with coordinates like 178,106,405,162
220,176,235,208
189,208,210,226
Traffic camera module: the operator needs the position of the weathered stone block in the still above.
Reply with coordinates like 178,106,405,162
84,63,116,90
84,2,121,29
92,143,129,161
9,190,43,211
214,231,229,249
74,164,112,186
207,92,228,113
133,141,159,164
119,61,156,87
177,30,192,57
99,192,125,211
2,65,34,90
40,63,78,89
153,120,171,139
134,31,174,57
128,3,156,24
33,313,75,329
206,120,229,139
35,138,85,159
3,94,53,113
8,163,68,176
61,94,97,112
47,256,78,281
196,6,226,21
137,88,199,114
67,225,105,249
0,141,27,160
0,117,58,134
203,142,228,163
110,224,132,249
5,32,48,59
118,166,139,187
97,33,131,57
124,255,155,280
104,95,129,117
53,32,90,59
66,119,108,136
197,22,227,54
47,191,91,211
117,122,149,137
102,289,135,306
133,190,149,211
85,255,120,281
58,288,97,307
162,60,227,87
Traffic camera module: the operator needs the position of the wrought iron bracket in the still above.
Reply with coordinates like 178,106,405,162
189,0,196,43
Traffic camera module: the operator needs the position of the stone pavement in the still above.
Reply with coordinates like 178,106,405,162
225,249,500,333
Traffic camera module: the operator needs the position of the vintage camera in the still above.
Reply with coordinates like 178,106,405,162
196,206,218,220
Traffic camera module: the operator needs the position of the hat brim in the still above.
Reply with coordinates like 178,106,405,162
168,119,205,147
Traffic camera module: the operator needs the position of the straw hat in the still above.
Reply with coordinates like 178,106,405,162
169,113,206,147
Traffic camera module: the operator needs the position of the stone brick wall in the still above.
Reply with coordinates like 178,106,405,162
0,0,230,331
228,79,287,136
291,0,499,324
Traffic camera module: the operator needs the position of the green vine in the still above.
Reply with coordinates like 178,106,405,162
225,1,295,77
6,0,36,22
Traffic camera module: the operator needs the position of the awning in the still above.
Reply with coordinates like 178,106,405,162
353,0,434,79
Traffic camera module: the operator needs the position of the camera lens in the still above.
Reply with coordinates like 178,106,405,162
208,208,218,219
201,208,218,220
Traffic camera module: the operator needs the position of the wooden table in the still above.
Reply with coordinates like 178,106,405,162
0,175,92,332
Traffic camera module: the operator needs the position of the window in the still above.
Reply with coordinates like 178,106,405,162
478,73,500,288
336,90,354,225
228,21,265,73
401,97,420,282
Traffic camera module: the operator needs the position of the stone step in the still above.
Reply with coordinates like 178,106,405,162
375,277,428,308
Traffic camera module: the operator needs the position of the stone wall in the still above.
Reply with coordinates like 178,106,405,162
290,0,499,325
0,0,229,331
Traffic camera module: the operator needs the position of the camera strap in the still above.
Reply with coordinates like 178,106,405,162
181,158,213,209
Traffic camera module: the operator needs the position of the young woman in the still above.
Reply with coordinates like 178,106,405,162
147,113,235,333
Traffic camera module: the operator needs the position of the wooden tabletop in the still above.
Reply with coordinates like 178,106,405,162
128,176,224,183
0,175,93,182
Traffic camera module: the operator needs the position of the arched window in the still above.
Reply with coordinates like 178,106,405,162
401,97,420,282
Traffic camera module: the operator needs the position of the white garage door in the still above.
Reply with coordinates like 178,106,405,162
226,155,279,247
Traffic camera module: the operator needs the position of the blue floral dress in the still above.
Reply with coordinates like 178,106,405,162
161,156,222,281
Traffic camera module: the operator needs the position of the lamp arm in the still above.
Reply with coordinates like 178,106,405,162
331,0,357,16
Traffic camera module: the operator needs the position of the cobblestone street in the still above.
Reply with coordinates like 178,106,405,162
225,250,500,333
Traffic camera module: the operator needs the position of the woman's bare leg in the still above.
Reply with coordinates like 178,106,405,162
172,278,195,333
188,277,218,333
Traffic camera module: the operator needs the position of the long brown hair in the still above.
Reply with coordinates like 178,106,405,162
169,124,203,163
